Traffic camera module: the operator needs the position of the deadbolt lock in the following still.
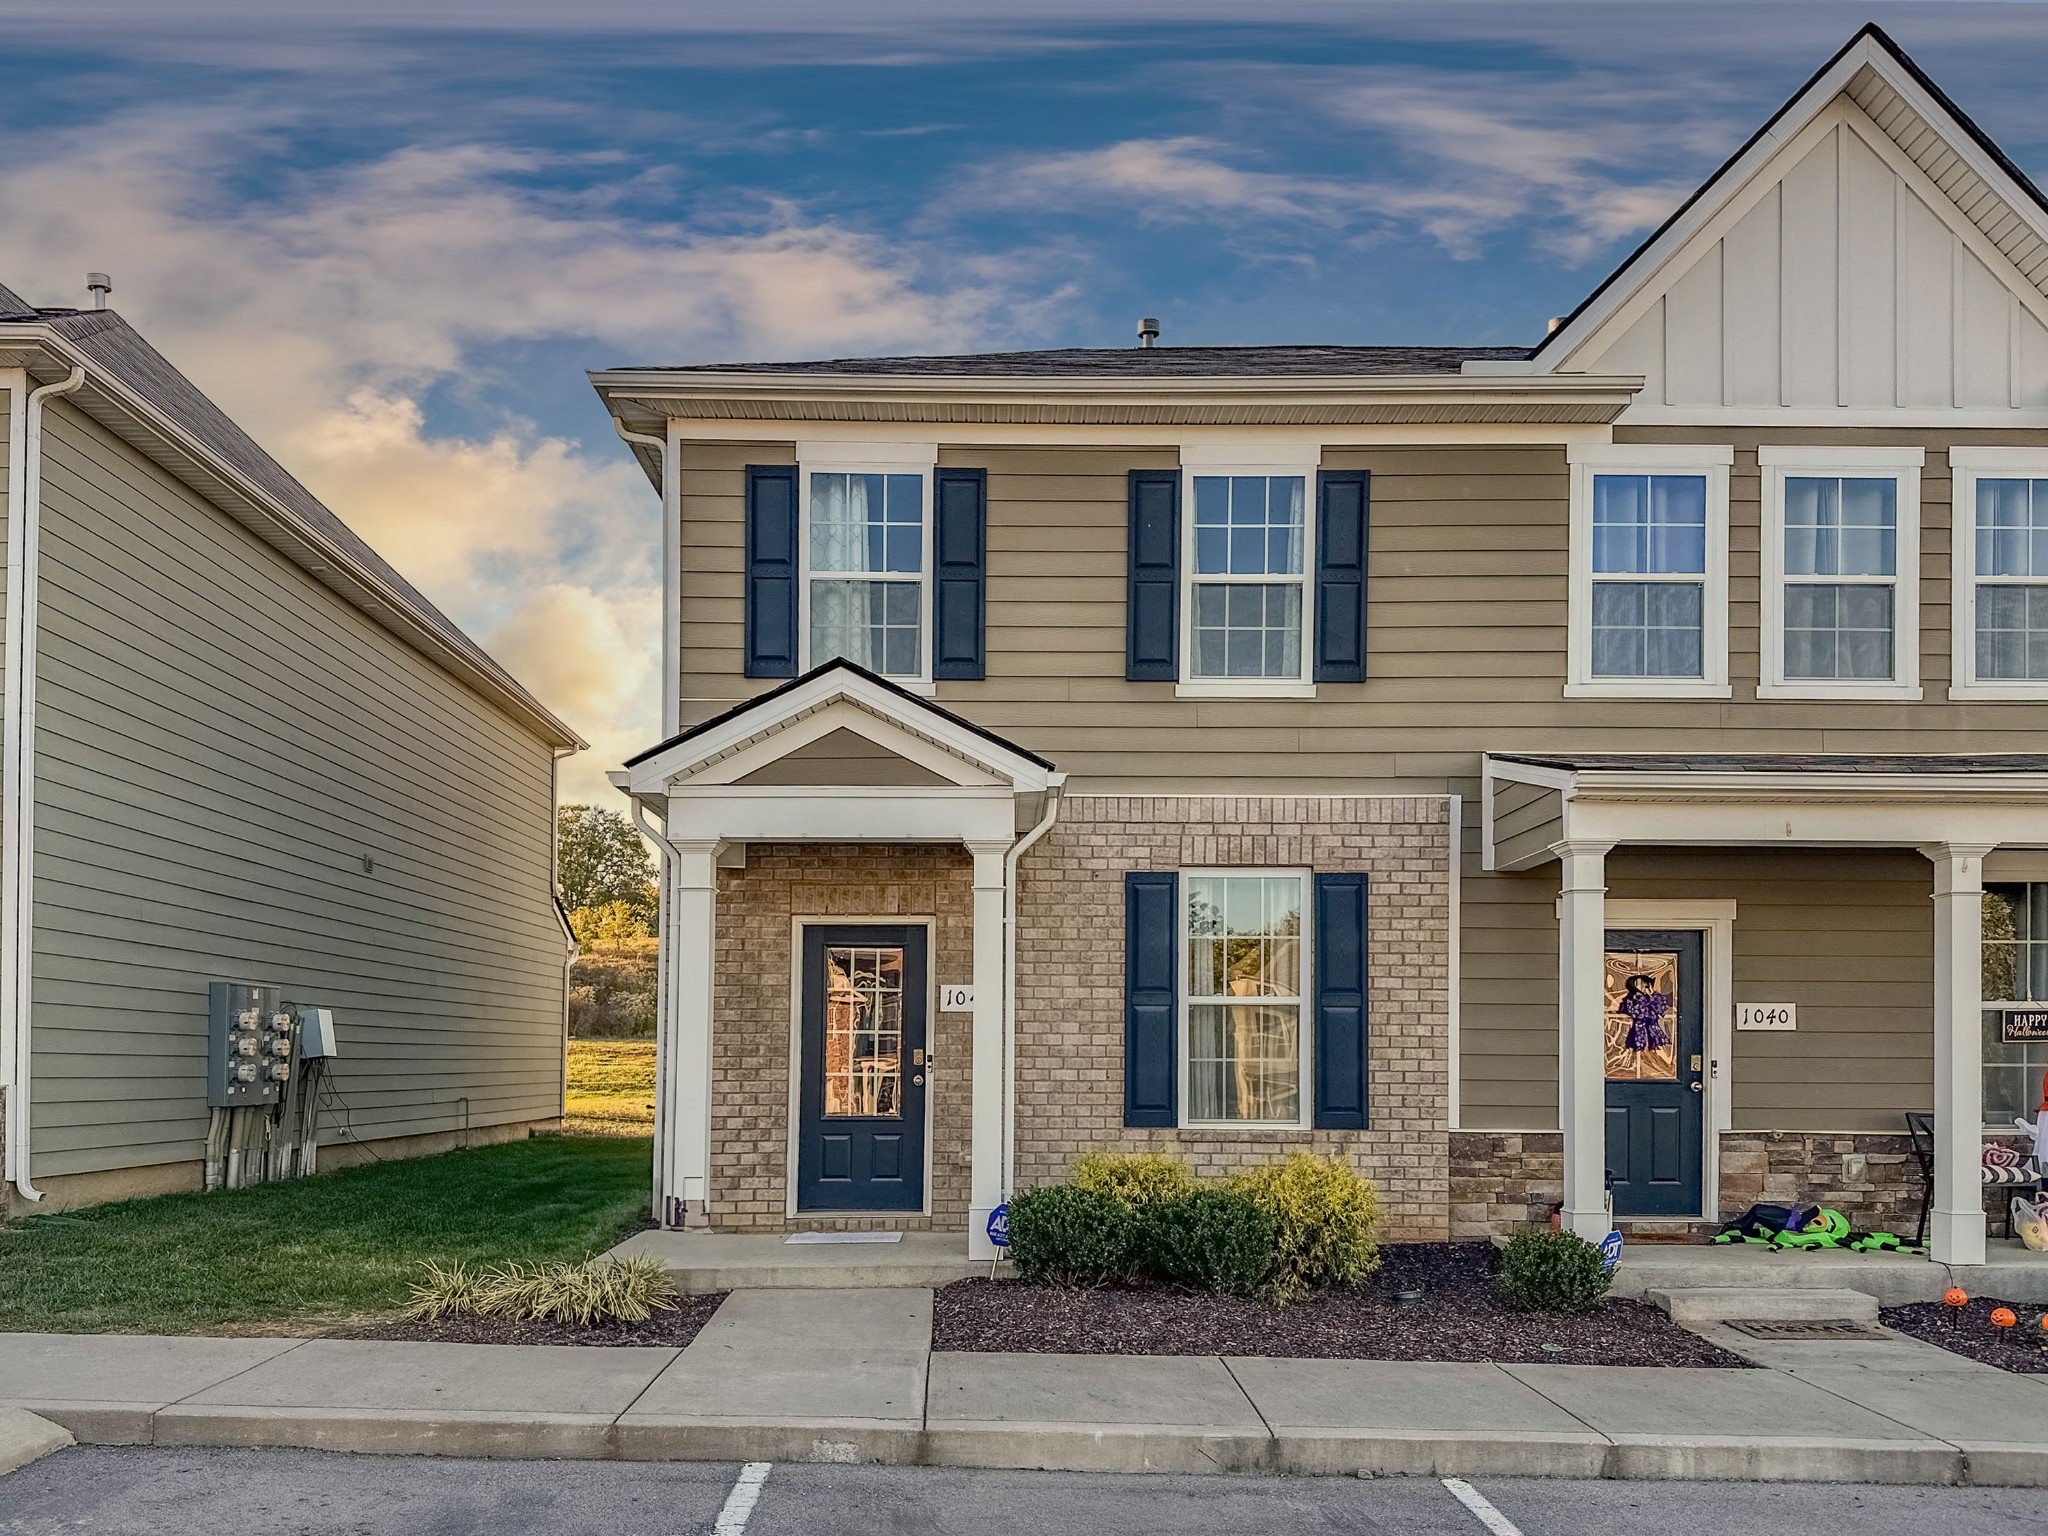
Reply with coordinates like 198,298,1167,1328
1689,1054,1703,1072
912,1048,925,1066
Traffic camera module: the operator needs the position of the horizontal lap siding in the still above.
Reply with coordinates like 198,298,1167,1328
674,430,2048,1135
27,402,567,1177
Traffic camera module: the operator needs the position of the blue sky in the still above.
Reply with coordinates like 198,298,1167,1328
1,1,2045,795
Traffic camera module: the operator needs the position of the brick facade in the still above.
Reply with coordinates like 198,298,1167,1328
1013,795,1454,1243
709,842,974,1232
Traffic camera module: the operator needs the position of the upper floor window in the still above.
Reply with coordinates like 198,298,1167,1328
1566,445,1730,698
803,465,930,683
1184,472,1310,691
1949,449,2048,700
1759,447,1921,700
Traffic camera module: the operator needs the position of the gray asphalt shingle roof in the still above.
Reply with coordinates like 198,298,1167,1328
629,344,1533,378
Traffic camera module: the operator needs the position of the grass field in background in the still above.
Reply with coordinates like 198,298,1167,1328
565,1039,657,1136
0,1134,652,1334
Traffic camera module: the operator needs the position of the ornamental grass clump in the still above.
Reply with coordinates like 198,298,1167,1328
1006,1184,1139,1286
1070,1151,1197,1210
1232,1152,1381,1303
402,1255,677,1326
1138,1187,1277,1298
1494,1227,1613,1314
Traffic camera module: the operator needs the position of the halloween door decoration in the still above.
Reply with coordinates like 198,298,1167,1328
1604,949,1679,1081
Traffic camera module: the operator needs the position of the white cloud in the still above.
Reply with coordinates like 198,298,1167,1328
0,102,1029,802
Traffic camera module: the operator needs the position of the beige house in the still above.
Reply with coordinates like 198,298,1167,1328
0,285,581,1212
597,26,2048,1267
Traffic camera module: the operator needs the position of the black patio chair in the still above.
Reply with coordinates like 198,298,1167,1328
1908,1110,2037,1245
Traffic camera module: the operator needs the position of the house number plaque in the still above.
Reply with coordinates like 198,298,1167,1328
1736,1003,1797,1031
940,984,975,1013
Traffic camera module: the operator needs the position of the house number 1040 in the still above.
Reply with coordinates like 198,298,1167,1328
1736,1003,1796,1031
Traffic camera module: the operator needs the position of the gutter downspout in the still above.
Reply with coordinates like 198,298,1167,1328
550,746,580,1127
1001,775,1064,1209
3,365,84,1202
629,791,681,1225
611,418,678,738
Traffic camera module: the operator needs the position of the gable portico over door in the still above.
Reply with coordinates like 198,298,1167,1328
614,659,1063,1259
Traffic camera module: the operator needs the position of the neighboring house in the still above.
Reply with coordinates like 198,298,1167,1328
596,25,2048,1268
0,284,582,1213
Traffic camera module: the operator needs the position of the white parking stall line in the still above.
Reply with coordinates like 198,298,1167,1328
1442,1477,1526,1536
712,1462,773,1536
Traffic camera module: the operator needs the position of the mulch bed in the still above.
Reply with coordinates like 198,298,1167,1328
344,1291,726,1348
934,1243,1748,1367
1881,1296,2048,1373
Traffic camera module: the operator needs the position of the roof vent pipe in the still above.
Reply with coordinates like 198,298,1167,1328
1136,316,1161,348
1546,315,1564,334
86,273,111,310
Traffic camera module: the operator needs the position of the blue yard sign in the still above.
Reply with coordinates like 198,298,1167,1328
1599,1229,1624,1272
987,1202,1010,1248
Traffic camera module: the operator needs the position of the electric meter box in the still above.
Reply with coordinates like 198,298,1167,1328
207,981,292,1108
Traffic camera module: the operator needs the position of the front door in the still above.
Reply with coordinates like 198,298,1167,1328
1603,929,1705,1218
796,924,927,1212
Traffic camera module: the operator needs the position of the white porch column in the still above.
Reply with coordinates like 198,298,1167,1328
664,837,719,1229
1555,839,1614,1243
1925,841,1995,1267
966,839,1010,1259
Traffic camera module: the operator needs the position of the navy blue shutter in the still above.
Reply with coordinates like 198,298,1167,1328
1311,872,1370,1129
744,464,799,678
1314,470,1369,682
1126,470,1180,681
1123,871,1179,1127
932,468,987,680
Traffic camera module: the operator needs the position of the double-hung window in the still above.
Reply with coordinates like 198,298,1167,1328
1182,469,1313,695
1566,445,1730,697
1182,870,1309,1127
1949,449,2048,699
1759,447,1921,699
1984,882,2048,1127
802,460,932,684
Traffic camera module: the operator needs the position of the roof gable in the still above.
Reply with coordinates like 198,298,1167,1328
1536,26,2048,417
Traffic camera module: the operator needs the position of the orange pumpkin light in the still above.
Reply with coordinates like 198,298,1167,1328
1945,1287,1970,1307
1994,1308,2018,1328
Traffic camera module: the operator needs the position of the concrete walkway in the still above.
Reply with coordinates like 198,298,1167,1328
9,1290,2048,1484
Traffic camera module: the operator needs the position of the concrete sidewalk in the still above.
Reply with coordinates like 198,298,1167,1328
8,1289,2048,1485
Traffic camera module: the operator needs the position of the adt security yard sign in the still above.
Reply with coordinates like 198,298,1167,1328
987,1202,1009,1248
1599,1229,1624,1272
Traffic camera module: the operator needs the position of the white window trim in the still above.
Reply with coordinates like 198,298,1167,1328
1565,444,1733,699
1176,465,1317,699
796,451,937,695
1757,445,1924,701
1949,447,2048,701
1177,867,1312,1132
1980,877,2046,1133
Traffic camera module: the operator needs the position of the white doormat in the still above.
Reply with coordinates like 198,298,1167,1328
784,1232,904,1245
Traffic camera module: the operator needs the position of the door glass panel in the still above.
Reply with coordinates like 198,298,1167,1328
1604,949,1679,1081
823,945,903,1118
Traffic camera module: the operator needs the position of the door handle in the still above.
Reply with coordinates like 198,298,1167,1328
912,1074,925,1086
1689,1082,1703,1093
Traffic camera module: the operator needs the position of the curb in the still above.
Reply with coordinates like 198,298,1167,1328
0,1406,73,1477
67,1407,2048,1486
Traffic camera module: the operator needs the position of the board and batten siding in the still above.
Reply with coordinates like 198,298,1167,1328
675,429,2048,1133
27,400,567,1180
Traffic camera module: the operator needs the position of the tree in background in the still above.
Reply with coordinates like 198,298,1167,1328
558,804,657,937
558,804,659,1037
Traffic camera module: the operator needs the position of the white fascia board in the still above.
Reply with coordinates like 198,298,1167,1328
1481,756,1579,792
1566,769,2048,799
627,670,1051,796
677,700,1006,789
1568,796,2048,849
666,786,1017,844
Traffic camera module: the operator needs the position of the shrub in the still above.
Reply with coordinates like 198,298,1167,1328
1007,1184,1139,1286
1494,1227,1613,1314
402,1255,678,1325
1232,1152,1381,1303
1139,1187,1277,1297
1070,1151,1197,1210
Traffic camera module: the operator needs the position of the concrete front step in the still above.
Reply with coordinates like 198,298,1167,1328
606,1228,992,1292
1647,1287,1881,1327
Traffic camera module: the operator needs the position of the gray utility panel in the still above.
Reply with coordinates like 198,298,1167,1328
206,981,294,1108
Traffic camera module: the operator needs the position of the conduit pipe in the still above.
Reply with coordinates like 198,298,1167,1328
3,365,84,1202
630,795,682,1224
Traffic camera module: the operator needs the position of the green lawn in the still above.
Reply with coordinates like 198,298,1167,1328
564,1039,656,1135
0,1134,652,1335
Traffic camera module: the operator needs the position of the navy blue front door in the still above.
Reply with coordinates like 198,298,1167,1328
1603,929,1705,1218
796,925,927,1213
